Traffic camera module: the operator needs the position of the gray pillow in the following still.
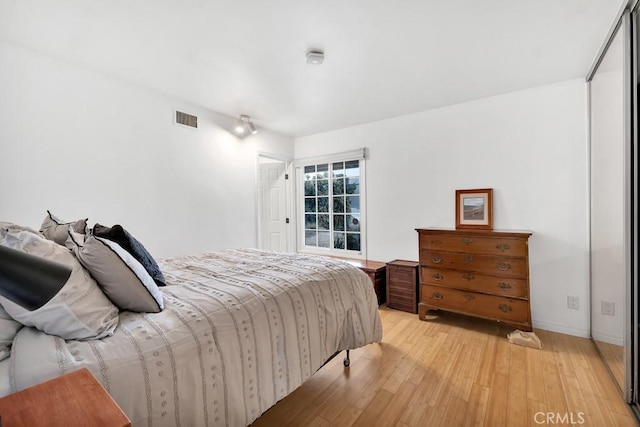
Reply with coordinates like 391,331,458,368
66,229,164,313
0,226,119,340
40,210,87,245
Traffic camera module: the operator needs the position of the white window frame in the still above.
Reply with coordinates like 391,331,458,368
294,148,367,259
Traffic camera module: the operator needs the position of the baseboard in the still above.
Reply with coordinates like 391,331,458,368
532,319,590,338
591,332,624,346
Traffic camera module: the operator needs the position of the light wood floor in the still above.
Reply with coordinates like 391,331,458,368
594,340,625,391
252,307,638,427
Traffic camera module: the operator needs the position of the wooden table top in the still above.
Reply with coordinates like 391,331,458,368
0,368,130,427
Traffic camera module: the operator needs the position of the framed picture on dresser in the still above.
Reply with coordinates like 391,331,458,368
455,188,493,229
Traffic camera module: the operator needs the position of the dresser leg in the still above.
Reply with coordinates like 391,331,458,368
418,303,431,321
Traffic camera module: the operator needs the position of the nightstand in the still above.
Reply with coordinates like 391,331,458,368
328,257,387,305
386,259,419,313
0,368,131,427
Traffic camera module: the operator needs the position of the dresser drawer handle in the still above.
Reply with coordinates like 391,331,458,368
497,282,512,290
431,256,443,264
432,292,443,300
462,238,473,245
432,273,443,281
496,262,511,271
462,273,475,281
463,293,475,301
462,255,474,263
496,243,511,252
498,304,513,313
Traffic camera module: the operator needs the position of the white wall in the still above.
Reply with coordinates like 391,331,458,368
0,41,294,257
295,79,590,337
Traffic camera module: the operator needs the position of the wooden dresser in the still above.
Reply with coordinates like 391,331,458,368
416,228,532,331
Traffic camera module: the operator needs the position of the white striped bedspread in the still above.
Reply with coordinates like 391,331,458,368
5,249,383,427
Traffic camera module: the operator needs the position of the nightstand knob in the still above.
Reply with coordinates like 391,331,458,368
497,282,512,290
431,256,443,264
432,273,443,281
432,292,443,300
462,238,473,245
462,255,474,263
462,273,475,281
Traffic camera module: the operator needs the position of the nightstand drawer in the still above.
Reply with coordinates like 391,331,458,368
388,265,415,283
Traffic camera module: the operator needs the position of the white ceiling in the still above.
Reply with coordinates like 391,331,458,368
0,0,625,138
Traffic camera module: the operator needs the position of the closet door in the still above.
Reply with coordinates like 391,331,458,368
589,16,628,397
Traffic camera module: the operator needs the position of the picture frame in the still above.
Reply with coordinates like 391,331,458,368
455,188,493,230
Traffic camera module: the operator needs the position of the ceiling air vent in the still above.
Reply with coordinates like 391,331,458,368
176,111,198,128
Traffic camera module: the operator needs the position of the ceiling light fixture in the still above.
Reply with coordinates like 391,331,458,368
306,50,325,65
234,115,258,135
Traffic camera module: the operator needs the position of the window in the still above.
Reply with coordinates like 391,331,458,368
297,150,365,257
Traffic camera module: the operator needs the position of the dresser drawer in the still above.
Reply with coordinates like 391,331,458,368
421,285,529,323
420,250,528,278
420,266,528,298
419,233,528,257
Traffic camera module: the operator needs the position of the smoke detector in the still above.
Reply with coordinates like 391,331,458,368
306,51,325,65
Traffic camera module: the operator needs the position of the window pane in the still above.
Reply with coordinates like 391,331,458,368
333,178,344,195
305,198,316,213
334,214,345,231
317,163,329,179
332,162,344,177
318,232,330,248
346,214,360,232
345,160,359,177
305,214,317,229
333,196,344,213
347,233,360,251
346,195,359,213
304,165,316,181
345,177,359,194
317,179,329,196
318,214,330,230
305,230,317,246
318,197,329,212
304,181,316,196
334,232,345,249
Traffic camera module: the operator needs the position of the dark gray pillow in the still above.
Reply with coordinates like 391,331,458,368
93,224,166,287
66,229,163,313
40,210,87,245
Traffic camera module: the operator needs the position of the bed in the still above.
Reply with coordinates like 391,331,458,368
0,235,382,426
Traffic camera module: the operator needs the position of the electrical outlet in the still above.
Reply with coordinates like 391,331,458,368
567,296,579,310
602,301,615,316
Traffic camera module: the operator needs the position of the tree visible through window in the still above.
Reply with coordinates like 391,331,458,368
303,160,361,252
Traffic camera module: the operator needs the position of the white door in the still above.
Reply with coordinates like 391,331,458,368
259,160,288,252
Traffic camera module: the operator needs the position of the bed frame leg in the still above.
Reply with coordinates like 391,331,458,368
343,349,350,367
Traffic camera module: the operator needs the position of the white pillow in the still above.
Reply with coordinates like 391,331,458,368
0,226,119,340
0,304,22,362
66,229,164,313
